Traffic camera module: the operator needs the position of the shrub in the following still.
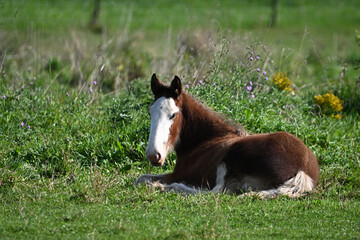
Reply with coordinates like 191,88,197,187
314,91,343,119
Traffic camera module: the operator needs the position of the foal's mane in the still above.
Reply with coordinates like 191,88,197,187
179,91,249,137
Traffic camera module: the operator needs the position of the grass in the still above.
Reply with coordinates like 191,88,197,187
1,165,360,239
1,162,360,239
1,194,359,239
1,0,360,239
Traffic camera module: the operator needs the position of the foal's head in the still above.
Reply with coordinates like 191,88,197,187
146,74,182,166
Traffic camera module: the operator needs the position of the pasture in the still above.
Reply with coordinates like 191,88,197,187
1,0,360,239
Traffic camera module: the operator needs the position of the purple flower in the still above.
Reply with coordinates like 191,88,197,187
21,85,24,89
251,92,255,98
249,81,253,86
185,84,189,88
198,80,203,84
256,56,260,60
21,122,24,127
250,52,254,55
256,68,260,72
2,96,6,99
265,77,269,81
93,81,97,85
28,125,30,129
66,92,70,96
213,82,216,86
263,71,267,75
247,86,252,91
250,57,254,61
89,88,93,93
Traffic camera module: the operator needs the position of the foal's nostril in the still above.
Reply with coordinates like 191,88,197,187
156,152,161,161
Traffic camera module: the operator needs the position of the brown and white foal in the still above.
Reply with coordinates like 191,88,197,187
136,74,319,198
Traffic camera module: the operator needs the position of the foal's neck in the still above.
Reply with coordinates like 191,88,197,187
175,93,237,155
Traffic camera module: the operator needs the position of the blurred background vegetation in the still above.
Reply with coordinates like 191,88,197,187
1,0,359,93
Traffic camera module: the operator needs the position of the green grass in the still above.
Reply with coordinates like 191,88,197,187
1,166,360,239
1,0,360,239
1,193,359,239
1,161,360,239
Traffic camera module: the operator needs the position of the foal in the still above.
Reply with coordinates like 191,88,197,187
136,74,319,198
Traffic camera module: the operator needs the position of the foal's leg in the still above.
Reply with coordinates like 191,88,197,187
157,162,227,194
162,182,201,194
141,162,228,194
135,173,173,186
210,162,227,193
135,174,199,193
136,172,202,193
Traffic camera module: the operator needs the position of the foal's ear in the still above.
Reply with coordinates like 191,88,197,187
151,73,163,96
170,75,182,98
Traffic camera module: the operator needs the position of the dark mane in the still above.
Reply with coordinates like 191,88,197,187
186,92,249,136
174,92,248,155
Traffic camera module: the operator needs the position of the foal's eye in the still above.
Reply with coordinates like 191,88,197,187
169,113,177,120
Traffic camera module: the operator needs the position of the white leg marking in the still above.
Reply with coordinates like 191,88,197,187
136,175,200,194
164,183,200,193
146,181,200,194
135,174,164,186
211,163,227,193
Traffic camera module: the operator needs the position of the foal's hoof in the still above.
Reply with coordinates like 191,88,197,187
150,181,165,191
135,176,165,192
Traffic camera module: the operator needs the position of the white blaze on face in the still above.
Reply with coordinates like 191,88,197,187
146,97,179,165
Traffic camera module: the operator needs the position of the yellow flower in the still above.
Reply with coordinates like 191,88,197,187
331,114,342,119
314,91,343,119
272,72,294,94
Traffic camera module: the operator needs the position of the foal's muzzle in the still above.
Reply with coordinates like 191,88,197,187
146,151,163,166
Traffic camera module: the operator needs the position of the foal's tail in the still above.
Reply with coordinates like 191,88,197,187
254,171,314,198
